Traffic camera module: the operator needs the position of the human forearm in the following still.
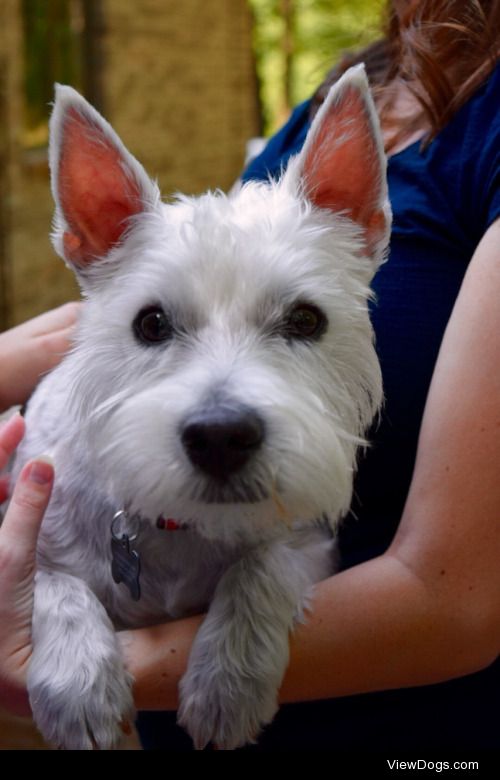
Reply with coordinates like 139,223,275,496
119,550,494,712
281,552,496,704
119,614,203,710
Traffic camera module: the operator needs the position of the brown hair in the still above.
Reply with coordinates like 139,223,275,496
311,0,500,151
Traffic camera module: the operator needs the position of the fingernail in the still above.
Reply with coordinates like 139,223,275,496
25,456,54,486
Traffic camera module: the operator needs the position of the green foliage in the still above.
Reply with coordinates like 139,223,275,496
22,0,82,132
249,0,384,134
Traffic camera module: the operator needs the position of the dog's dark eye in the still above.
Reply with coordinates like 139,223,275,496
286,303,327,341
133,306,172,345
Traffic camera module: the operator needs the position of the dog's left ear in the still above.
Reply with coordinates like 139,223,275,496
49,85,160,272
292,64,390,260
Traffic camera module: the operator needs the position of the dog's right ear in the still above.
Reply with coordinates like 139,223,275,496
49,85,160,272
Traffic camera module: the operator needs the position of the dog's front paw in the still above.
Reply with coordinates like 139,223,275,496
28,656,134,750
178,642,279,750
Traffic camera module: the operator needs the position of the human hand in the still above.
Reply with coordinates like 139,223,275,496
0,302,81,413
0,414,54,716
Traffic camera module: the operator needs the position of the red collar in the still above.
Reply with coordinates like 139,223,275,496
156,516,188,531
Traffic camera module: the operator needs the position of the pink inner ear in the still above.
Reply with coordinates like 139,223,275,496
58,108,141,266
302,85,385,248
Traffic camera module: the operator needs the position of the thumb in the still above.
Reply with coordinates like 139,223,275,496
0,457,54,557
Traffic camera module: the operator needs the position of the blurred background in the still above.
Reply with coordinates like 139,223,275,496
0,0,380,748
0,0,381,330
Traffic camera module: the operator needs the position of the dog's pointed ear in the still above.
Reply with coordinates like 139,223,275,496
49,85,160,271
292,64,390,259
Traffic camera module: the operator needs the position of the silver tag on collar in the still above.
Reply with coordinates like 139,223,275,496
111,510,141,601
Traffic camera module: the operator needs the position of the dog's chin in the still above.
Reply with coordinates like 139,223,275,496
192,480,269,505
123,481,270,527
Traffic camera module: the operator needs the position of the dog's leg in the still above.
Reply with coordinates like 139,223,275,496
28,570,134,750
178,526,333,749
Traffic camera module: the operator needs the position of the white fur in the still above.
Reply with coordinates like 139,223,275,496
12,65,390,749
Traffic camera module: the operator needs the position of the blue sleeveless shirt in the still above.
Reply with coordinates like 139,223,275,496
137,64,499,751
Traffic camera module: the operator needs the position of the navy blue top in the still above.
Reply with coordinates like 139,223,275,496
137,65,500,751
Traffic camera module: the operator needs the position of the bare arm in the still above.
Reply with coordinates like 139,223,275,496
120,219,500,710
0,302,80,413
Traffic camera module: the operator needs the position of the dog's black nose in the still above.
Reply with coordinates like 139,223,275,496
181,406,264,480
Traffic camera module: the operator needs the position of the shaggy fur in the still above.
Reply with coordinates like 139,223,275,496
11,65,390,749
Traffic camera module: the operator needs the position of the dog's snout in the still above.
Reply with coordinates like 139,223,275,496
181,406,264,480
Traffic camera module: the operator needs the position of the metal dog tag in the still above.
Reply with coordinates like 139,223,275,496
111,511,141,601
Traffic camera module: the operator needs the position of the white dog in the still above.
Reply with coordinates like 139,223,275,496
12,64,390,750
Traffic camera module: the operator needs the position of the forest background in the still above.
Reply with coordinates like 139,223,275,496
0,0,381,329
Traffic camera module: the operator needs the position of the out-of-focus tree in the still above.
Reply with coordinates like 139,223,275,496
249,0,383,134
22,0,82,135
3,0,259,329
